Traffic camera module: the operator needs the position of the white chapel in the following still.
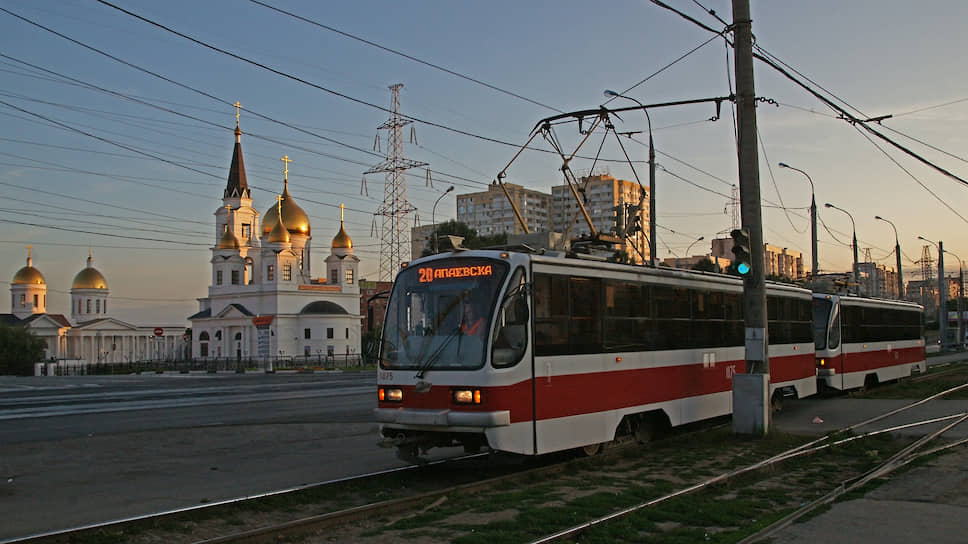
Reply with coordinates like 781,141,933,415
188,115,362,363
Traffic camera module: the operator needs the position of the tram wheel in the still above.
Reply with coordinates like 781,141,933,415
581,442,603,456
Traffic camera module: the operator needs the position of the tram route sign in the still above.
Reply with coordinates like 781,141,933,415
253,316,274,358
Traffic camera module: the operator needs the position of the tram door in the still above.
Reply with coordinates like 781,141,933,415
829,301,845,390
532,273,608,454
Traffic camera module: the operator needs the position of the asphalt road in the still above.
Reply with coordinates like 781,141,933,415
1,353,965,542
0,371,406,541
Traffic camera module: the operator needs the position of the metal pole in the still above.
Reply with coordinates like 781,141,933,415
732,0,769,436
778,163,817,278
825,203,857,295
431,185,454,254
603,90,656,266
875,216,903,299
939,241,947,351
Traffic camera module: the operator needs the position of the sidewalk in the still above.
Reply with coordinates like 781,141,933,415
767,446,968,543
770,396,968,543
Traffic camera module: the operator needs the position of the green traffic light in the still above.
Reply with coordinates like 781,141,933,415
737,262,750,275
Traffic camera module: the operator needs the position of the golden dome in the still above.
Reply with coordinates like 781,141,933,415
12,265,45,285
332,224,352,249
218,227,241,249
72,267,108,290
268,213,291,243
261,183,310,237
72,252,108,289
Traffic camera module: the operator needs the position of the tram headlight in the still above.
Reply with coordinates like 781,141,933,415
379,388,403,402
452,389,482,404
818,358,826,367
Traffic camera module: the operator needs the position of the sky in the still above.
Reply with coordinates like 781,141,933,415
2,0,967,324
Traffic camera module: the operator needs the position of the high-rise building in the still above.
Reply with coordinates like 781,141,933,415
551,174,649,263
456,182,551,237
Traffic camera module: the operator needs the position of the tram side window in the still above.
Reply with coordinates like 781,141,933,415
604,280,652,351
492,268,528,367
534,274,570,356
724,292,744,346
534,274,602,356
569,277,602,353
653,286,690,350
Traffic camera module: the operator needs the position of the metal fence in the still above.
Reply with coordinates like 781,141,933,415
37,354,367,376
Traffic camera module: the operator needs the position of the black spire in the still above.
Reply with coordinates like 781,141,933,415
224,108,250,199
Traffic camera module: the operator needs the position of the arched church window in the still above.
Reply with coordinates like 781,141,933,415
215,330,222,340
234,332,242,340
86,299,91,313
96,299,100,313
283,264,292,281
245,257,254,284
199,331,210,341
267,265,274,281
103,301,107,313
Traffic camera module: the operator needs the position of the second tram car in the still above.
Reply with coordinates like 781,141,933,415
813,293,925,391
375,249,816,459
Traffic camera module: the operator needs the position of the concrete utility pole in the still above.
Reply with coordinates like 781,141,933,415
939,241,947,351
731,0,770,437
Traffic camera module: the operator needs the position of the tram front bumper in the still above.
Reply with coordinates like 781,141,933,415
374,407,510,427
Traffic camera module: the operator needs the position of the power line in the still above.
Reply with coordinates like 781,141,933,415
248,0,564,114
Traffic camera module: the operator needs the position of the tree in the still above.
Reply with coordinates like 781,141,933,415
691,258,717,273
0,323,45,376
421,220,507,256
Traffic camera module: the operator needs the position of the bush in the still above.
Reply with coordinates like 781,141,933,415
0,323,46,375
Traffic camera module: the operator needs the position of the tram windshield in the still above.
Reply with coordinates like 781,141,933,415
380,257,510,371
812,298,833,350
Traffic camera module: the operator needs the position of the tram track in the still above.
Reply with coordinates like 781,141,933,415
526,380,968,544
0,454,485,544
8,380,967,543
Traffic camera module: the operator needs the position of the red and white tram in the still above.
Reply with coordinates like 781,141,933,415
813,293,925,391
375,249,816,458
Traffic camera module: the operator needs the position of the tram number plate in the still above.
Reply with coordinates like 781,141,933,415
726,365,737,379
379,370,394,381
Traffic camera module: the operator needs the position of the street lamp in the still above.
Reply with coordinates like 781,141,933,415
431,185,455,254
604,89,656,267
686,236,705,257
919,236,948,351
874,215,904,299
778,162,818,278
943,248,965,349
824,203,859,295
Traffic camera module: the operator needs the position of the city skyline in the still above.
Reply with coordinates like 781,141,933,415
2,0,967,323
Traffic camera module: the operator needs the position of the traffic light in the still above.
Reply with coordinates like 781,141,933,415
730,228,752,275
612,204,627,237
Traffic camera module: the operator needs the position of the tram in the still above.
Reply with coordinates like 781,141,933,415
813,293,925,391
375,248,816,459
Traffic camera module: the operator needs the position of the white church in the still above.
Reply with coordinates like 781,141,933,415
4,114,363,370
3,247,186,367
187,118,362,364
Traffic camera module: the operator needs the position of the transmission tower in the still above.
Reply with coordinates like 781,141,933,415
365,84,428,281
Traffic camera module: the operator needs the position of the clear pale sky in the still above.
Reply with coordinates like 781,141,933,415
2,0,966,324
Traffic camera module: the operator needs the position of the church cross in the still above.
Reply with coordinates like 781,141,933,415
281,155,291,179
339,203,345,223
233,101,242,125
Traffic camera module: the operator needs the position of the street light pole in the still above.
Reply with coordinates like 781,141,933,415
874,215,904,299
431,185,455,254
604,90,656,267
944,250,965,349
685,236,705,260
919,236,947,351
778,163,818,279
825,203,859,295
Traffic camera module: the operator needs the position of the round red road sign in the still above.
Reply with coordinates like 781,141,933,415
153,327,164,336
